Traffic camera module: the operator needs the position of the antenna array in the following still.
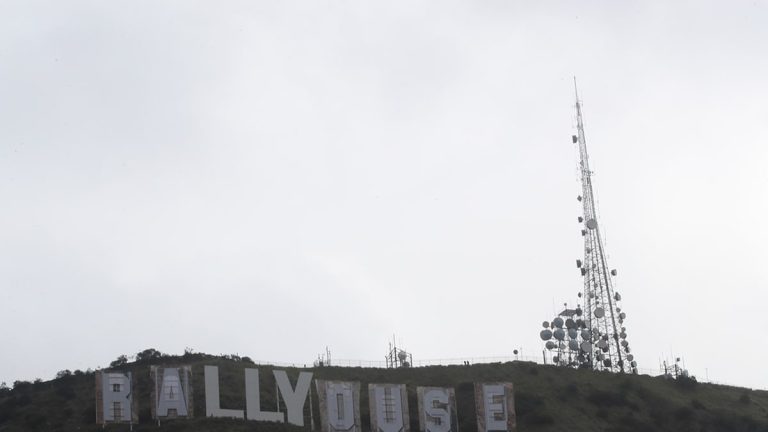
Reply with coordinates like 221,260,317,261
540,82,637,374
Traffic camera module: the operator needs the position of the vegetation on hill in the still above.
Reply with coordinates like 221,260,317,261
1,349,767,431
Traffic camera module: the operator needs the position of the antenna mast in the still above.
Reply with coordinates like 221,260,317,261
539,80,637,374
573,79,635,373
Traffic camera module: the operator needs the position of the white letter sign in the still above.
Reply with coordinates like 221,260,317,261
316,380,361,432
204,365,244,419
95,370,138,425
369,383,409,432
151,366,193,419
474,382,516,432
246,368,283,422
275,369,313,426
417,387,457,432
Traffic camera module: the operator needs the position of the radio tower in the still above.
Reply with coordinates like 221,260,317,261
573,79,635,373
539,80,637,374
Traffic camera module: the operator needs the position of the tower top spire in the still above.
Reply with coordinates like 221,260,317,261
573,76,579,103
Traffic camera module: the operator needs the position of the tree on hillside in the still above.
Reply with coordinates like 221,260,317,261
110,355,128,368
136,348,163,362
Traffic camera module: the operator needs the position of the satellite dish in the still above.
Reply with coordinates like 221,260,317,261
565,318,576,329
630,361,637,368
626,354,634,362
620,332,627,339
614,293,622,301
568,329,578,340
553,317,564,328
553,329,566,341
553,355,560,363
581,329,591,340
545,341,556,350
603,359,612,367
559,342,566,349
621,340,629,347
578,292,583,297
542,321,550,328
580,341,592,352
619,312,626,320
594,307,605,318
597,340,608,349
398,351,408,361
586,219,597,229
569,340,579,351
513,349,519,355
540,329,553,341
575,308,583,316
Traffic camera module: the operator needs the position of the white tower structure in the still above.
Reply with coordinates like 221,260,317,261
540,81,637,374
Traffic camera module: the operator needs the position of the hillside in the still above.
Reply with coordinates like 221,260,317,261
1,351,767,431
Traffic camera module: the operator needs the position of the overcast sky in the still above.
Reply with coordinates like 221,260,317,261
1,0,767,390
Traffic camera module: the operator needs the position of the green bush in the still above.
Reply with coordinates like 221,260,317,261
109,355,128,368
690,398,706,410
522,412,555,425
22,412,45,430
674,375,698,391
673,406,694,421
739,390,752,404
587,389,628,407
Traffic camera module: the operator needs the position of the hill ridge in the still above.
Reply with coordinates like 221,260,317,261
1,351,767,431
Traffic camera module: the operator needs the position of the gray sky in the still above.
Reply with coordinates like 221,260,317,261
1,0,767,389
